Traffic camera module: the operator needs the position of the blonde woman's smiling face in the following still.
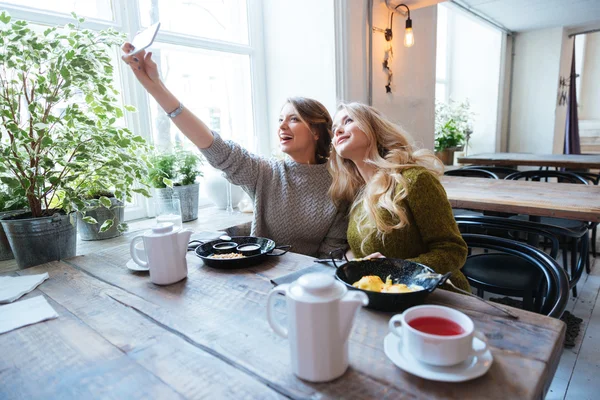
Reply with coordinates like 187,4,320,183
332,110,370,162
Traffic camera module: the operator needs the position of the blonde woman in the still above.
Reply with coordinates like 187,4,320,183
329,103,470,291
121,45,347,257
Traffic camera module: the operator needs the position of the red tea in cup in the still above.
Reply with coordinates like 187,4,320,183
408,316,465,336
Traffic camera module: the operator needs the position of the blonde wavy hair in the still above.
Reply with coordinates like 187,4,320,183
328,103,444,252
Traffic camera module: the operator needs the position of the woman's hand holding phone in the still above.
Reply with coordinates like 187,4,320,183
121,44,161,91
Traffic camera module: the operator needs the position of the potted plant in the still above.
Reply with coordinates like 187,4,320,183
0,12,150,268
75,186,128,241
148,149,203,222
0,184,28,261
434,99,474,165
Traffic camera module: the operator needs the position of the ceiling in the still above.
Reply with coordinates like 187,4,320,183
449,0,600,32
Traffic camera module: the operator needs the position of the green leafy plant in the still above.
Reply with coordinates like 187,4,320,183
0,11,150,232
77,183,126,233
148,149,203,189
0,184,28,212
434,99,474,152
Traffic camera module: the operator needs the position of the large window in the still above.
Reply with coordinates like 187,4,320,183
435,3,503,155
1,0,265,219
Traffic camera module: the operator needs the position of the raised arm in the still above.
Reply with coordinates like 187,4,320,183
121,43,214,149
122,43,268,192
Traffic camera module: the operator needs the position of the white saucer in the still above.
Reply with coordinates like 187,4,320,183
383,333,493,382
126,259,149,272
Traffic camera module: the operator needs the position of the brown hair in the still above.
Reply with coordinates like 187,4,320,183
286,97,333,164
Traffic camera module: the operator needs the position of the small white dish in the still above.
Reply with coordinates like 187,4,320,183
383,332,493,382
126,259,149,272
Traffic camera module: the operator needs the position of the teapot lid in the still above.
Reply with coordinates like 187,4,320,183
289,273,346,303
146,222,175,237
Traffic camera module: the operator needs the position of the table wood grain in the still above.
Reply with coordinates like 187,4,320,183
1,240,566,399
442,176,600,222
457,153,600,169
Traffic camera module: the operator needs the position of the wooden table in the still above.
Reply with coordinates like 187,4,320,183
458,153,600,169
442,176,600,223
1,240,566,399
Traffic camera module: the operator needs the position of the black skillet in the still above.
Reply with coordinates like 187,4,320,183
327,249,452,312
191,236,291,269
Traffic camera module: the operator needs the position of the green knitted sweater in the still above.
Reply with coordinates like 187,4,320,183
347,167,470,292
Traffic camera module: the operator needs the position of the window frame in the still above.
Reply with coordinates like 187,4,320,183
0,0,267,220
435,3,452,104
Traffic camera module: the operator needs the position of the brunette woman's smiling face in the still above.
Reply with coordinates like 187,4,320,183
278,103,318,164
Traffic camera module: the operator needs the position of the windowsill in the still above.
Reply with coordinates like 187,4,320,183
0,206,253,274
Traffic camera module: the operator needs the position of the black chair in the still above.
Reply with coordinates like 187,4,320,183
570,171,600,185
458,215,588,299
461,165,519,178
457,216,566,312
445,168,499,179
462,233,569,318
569,171,599,259
505,170,588,184
505,169,591,295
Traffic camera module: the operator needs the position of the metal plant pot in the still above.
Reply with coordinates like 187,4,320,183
154,183,199,222
0,210,25,261
0,212,77,269
77,198,125,241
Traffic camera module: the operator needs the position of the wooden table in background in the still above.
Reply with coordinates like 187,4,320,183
442,176,600,222
457,153,600,170
1,238,565,399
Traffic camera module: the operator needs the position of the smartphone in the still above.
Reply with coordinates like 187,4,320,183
130,22,161,55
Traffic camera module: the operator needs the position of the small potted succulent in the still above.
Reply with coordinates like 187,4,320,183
434,99,474,165
148,149,203,222
0,12,150,267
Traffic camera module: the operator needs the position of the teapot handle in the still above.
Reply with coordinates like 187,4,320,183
342,290,369,306
130,236,148,268
267,284,289,338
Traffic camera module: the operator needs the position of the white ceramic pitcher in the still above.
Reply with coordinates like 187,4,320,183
130,223,192,285
267,273,368,382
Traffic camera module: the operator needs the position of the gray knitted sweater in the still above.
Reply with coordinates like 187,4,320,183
200,133,348,257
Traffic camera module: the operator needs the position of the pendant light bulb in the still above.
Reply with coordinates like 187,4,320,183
404,18,414,47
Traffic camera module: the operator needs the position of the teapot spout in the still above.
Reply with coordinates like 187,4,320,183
177,229,193,257
338,291,369,342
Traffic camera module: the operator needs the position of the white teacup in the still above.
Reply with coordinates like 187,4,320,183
132,241,147,263
388,305,488,367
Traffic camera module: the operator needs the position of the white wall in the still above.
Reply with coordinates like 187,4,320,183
261,0,337,155
580,32,600,120
508,27,563,153
371,0,437,150
445,5,503,155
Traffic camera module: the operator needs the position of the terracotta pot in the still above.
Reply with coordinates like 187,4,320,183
435,147,464,166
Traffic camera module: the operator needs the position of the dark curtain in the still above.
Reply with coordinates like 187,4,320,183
564,40,581,155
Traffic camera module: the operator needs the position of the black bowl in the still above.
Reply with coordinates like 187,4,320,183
212,241,239,254
334,258,451,312
193,236,291,269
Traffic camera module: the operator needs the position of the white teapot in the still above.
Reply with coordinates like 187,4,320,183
267,273,368,382
130,223,193,285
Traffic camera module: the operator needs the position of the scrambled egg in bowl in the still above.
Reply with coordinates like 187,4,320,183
352,275,422,293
